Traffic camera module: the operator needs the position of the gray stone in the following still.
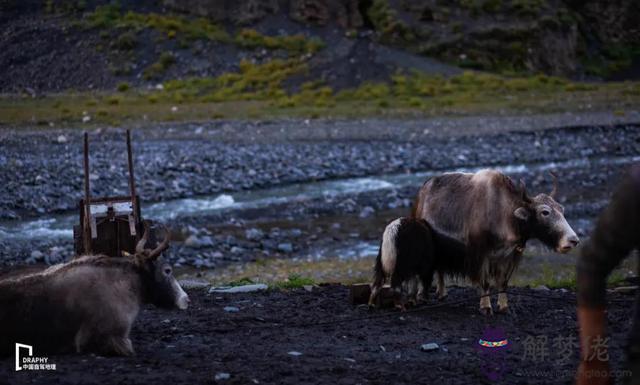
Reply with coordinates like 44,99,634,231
214,372,230,381
287,351,303,356
420,343,439,352
277,243,293,253
245,228,264,241
184,235,215,248
210,284,268,293
359,206,375,218
179,279,211,289
611,286,638,294
30,250,44,261
223,306,240,312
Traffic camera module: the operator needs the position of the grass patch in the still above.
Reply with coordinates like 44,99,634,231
83,5,325,56
160,59,306,102
235,29,324,55
271,274,316,289
2,66,639,125
84,4,230,42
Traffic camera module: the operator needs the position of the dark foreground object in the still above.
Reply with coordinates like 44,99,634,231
0,285,635,385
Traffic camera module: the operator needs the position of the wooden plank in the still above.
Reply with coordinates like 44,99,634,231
349,283,395,308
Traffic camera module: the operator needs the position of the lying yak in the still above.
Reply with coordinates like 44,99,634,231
0,222,189,356
413,169,579,314
369,217,467,309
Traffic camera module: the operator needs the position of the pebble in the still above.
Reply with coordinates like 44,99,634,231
30,250,44,260
287,351,303,356
245,228,264,241
277,243,293,253
214,372,230,381
223,306,240,312
359,206,375,218
184,235,215,248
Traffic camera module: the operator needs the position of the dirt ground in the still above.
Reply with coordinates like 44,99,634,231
0,285,636,385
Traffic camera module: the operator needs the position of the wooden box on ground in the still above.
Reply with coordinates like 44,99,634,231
349,283,395,308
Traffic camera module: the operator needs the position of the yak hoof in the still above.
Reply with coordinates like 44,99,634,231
394,303,407,312
497,305,509,314
479,306,493,316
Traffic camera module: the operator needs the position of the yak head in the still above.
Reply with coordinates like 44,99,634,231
513,172,579,254
123,222,190,310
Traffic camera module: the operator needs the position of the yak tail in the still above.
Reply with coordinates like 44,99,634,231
372,242,385,288
410,180,430,218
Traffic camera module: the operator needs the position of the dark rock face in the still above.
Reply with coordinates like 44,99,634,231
289,0,362,28
162,0,280,25
573,0,639,45
161,0,363,28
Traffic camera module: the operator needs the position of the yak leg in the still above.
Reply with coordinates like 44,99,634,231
435,271,447,300
417,270,434,303
103,336,135,356
97,315,136,356
496,264,517,313
390,275,407,311
478,280,493,315
405,277,419,306
368,284,382,307
74,325,92,353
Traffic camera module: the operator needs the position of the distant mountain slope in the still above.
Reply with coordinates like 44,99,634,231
0,0,638,94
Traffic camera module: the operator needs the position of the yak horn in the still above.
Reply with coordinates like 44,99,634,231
518,178,530,202
148,224,171,260
549,171,558,198
135,221,150,254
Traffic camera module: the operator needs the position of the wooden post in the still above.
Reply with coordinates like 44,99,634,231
126,129,138,238
83,132,92,253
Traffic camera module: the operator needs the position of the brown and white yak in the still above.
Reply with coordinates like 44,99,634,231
412,169,579,314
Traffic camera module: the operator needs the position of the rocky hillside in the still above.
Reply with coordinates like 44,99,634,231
0,0,638,94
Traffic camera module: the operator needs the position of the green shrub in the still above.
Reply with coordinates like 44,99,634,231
85,6,230,42
143,52,176,80
481,0,502,13
117,82,130,92
106,96,121,105
367,0,413,43
234,29,324,55
114,31,136,50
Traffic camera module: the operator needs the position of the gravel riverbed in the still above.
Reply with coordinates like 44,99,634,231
1,115,639,269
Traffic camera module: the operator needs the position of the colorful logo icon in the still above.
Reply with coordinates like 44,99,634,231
476,327,510,381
